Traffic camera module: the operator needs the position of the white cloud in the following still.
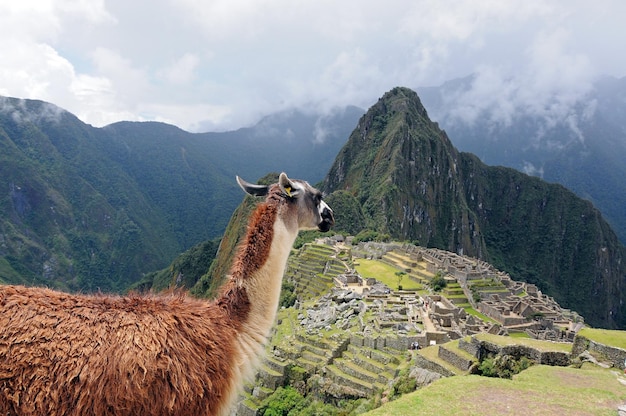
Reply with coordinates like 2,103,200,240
158,54,200,85
0,40,75,100
0,0,624,131
434,21,599,138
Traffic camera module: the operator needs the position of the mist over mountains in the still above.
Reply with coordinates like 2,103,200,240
417,75,626,244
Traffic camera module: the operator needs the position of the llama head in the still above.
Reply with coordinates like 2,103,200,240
236,172,334,232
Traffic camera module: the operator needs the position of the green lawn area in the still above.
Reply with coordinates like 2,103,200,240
365,364,626,416
355,259,421,290
578,327,626,349
462,306,498,324
509,331,532,339
473,333,572,353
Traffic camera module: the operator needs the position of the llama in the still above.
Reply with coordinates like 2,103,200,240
0,172,334,416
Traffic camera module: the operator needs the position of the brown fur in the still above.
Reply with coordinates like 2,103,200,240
228,186,281,285
216,191,280,324
0,286,238,415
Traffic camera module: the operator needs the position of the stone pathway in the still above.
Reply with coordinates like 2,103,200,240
420,304,437,333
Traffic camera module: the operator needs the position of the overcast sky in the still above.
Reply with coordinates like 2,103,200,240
1,0,625,132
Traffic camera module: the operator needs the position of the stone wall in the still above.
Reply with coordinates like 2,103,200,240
469,336,571,366
413,353,455,377
572,335,626,369
437,346,475,371
458,338,480,358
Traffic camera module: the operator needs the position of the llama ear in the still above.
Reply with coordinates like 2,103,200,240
279,172,301,198
236,176,269,197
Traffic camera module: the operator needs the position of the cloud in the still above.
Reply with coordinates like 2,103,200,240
434,24,598,145
158,54,200,85
0,41,75,101
0,0,624,132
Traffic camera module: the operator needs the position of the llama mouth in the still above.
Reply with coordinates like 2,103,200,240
318,208,334,232
318,220,332,232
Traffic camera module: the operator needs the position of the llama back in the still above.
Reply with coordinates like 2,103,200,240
0,285,240,416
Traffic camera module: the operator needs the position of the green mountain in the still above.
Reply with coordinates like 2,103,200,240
418,75,626,245
0,96,360,292
0,99,179,291
321,87,626,329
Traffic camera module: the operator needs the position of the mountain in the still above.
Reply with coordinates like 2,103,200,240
321,87,626,329
0,96,361,292
417,75,626,245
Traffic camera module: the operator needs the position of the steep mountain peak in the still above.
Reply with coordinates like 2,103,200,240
323,86,469,249
377,86,429,115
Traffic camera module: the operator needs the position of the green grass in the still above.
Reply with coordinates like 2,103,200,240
578,328,626,349
473,333,572,353
462,306,499,324
509,331,532,339
365,364,626,416
355,259,421,290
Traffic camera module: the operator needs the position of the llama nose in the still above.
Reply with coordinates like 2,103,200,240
318,206,334,232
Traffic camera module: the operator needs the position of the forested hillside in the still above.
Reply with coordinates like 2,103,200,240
0,96,359,292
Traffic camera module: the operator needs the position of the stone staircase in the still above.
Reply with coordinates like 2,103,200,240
325,343,400,397
285,243,346,300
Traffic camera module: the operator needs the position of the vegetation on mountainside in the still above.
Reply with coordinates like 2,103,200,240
324,190,366,236
0,97,360,294
130,238,220,292
258,386,373,416
0,103,179,292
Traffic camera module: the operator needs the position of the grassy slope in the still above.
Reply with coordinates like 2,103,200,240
578,328,626,350
473,333,573,353
355,258,422,291
366,364,626,416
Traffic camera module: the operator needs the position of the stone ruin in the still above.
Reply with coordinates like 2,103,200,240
348,242,584,343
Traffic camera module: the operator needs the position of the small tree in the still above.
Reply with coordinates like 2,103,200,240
395,271,407,290
430,271,447,292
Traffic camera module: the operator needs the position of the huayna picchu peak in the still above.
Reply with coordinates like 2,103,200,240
322,86,626,330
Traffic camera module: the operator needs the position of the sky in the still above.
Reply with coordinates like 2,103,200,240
1,0,625,132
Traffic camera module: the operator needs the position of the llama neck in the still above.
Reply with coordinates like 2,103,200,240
221,198,297,342
242,217,296,336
